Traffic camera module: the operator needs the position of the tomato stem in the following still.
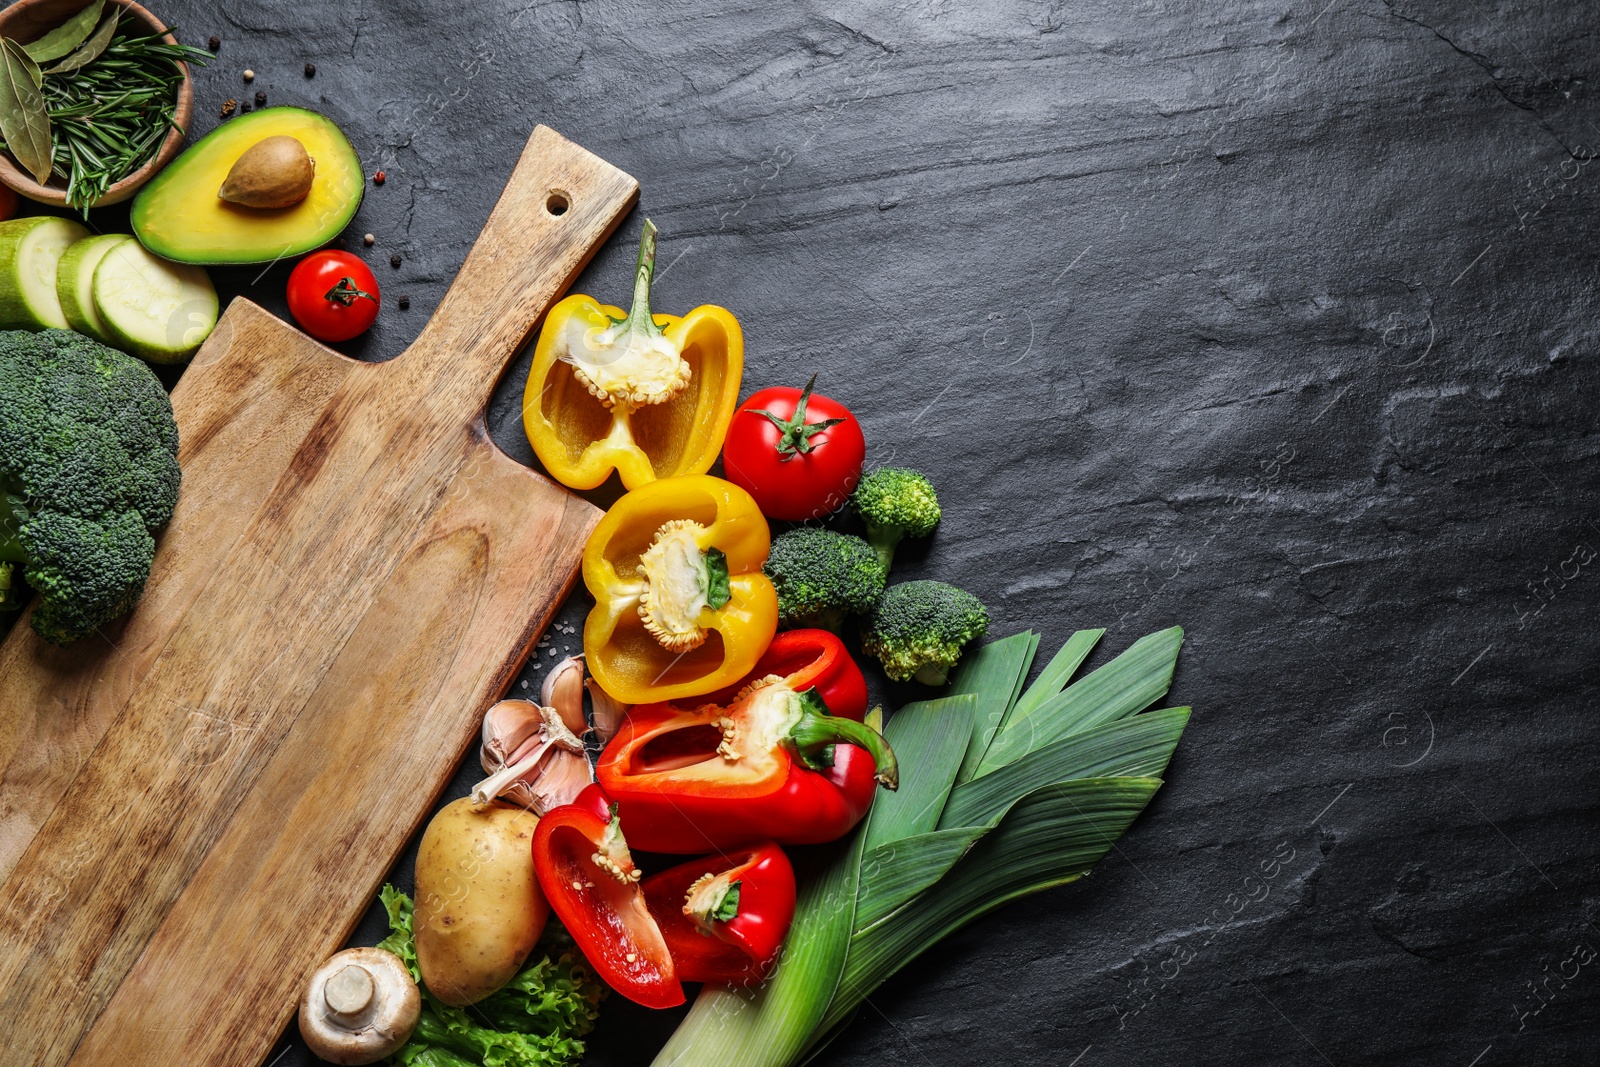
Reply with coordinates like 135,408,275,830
325,277,378,306
750,374,846,460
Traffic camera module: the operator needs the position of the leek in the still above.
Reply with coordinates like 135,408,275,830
653,626,1189,1066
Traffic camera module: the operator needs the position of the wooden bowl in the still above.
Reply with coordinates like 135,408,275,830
0,0,194,208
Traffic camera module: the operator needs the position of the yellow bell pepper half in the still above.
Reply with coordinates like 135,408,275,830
583,475,778,705
524,220,743,491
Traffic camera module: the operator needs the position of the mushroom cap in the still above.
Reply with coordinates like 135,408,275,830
298,947,421,1065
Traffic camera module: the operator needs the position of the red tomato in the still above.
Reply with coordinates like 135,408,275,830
0,185,16,222
286,250,380,342
722,376,865,520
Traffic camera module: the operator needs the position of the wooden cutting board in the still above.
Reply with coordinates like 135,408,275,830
0,126,637,1066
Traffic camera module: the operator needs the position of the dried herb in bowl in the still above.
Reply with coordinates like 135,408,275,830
0,0,209,212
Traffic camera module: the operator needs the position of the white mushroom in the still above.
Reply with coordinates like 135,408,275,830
298,947,420,1065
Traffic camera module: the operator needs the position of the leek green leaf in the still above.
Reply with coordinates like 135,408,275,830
949,630,1038,784
657,628,1191,1067
817,776,1164,1039
21,0,103,63
940,707,1189,830
860,693,974,852
854,826,987,930
0,40,52,183
1004,627,1104,730
977,626,1182,775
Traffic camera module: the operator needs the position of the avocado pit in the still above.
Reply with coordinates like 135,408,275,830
219,135,316,209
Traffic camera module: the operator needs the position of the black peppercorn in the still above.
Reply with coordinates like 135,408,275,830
208,35,220,51
304,62,316,77
254,90,266,106
240,102,251,113
398,296,410,310
390,254,402,269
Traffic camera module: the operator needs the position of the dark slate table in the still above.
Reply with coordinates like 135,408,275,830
93,1,1600,1063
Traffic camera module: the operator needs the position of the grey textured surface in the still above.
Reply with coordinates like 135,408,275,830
81,0,1600,1063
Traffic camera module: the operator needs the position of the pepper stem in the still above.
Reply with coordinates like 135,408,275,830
787,689,899,790
618,218,663,337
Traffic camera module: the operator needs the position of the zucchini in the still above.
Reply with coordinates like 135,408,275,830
91,241,218,364
0,217,92,329
56,234,134,345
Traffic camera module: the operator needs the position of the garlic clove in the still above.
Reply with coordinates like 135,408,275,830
585,678,629,744
541,655,588,736
480,699,545,775
527,746,593,812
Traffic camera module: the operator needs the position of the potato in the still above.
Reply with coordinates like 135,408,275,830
414,797,549,1006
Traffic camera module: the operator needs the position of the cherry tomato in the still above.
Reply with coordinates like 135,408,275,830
722,376,865,521
286,250,380,342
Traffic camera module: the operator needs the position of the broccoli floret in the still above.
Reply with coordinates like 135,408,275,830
763,527,885,631
862,580,988,685
0,329,181,645
851,466,941,572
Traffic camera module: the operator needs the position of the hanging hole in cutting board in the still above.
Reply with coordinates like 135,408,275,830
546,191,570,216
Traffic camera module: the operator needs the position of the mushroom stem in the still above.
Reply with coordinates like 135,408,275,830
323,964,375,1020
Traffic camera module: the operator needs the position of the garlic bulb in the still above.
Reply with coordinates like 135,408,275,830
472,699,589,813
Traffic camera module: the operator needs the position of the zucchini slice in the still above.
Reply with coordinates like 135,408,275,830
56,234,135,345
0,217,92,329
92,241,218,364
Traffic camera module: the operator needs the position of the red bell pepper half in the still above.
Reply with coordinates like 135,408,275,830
702,627,869,721
642,841,796,985
596,629,897,854
531,783,684,1009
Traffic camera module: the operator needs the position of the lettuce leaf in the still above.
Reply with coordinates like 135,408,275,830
377,884,420,980
377,885,604,1067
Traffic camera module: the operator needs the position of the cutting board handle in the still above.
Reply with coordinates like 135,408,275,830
407,125,639,410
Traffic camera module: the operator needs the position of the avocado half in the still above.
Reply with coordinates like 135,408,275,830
131,107,364,266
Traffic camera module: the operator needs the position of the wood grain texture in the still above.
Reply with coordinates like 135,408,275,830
0,302,357,881
0,125,637,1067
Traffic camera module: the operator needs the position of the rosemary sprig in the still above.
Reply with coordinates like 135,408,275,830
0,14,208,212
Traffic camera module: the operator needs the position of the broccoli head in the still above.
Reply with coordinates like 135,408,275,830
862,579,988,685
850,466,941,572
763,526,885,631
0,329,181,645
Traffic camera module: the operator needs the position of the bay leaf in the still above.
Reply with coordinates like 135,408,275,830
14,42,42,89
44,8,119,75
0,40,53,184
21,0,104,63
